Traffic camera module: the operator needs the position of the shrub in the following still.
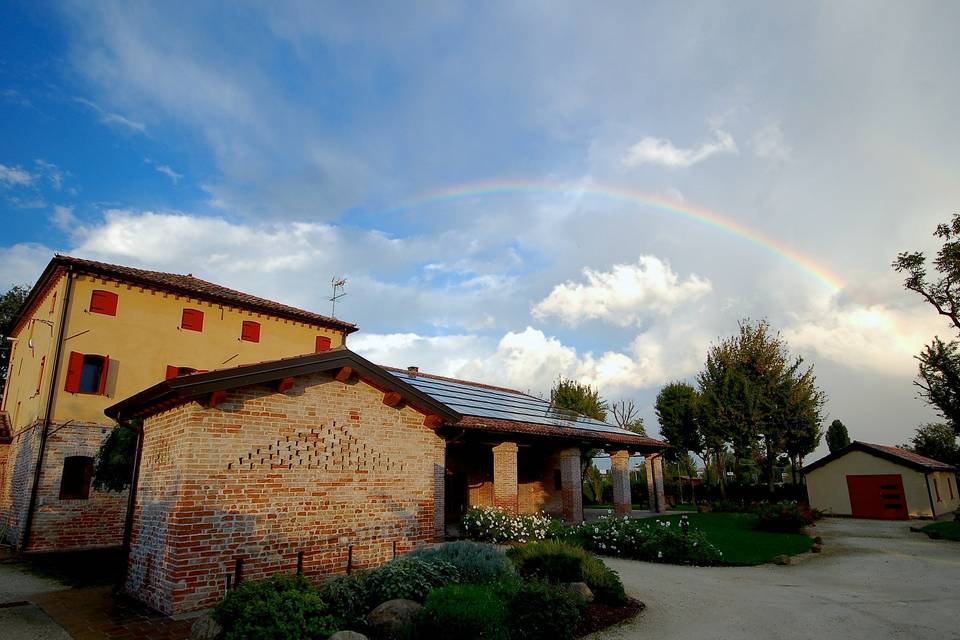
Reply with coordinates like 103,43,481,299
756,501,814,533
499,579,581,640
461,507,553,543
362,557,460,605
212,574,339,640
415,584,509,640
575,516,722,565
408,541,515,585
708,499,750,513
506,540,626,605
317,575,368,629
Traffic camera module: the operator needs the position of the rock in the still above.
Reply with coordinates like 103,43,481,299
565,581,594,604
190,614,222,640
812,536,823,545
329,632,369,640
368,599,422,638
811,543,822,553
773,554,798,565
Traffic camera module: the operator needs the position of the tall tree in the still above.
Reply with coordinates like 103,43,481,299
0,284,30,393
894,213,960,436
550,377,607,471
779,368,826,484
654,382,702,461
905,423,960,467
825,420,850,453
610,399,646,435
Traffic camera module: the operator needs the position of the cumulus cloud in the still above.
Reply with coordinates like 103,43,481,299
622,128,737,169
532,256,712,327
0,163,34,187
0,243,55,290
51,205,79,232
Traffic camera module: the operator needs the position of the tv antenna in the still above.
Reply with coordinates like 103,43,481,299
329,277,347,317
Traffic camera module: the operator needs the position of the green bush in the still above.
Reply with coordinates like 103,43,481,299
212,574,340,640
407,541,515,585
499,580,581,640
362,557,460,605
506,540,626,605
415,584,509,640
461,507,554,543
317,575,368,630
756,502,814,533
574,516,722,565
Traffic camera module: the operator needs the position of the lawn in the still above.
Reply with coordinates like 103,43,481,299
651,512,813,565
919,521,960,541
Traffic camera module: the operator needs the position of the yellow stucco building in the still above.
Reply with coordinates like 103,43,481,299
0,255,356,551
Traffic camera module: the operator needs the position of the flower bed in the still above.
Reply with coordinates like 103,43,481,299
460,506,553,543
574,515,723,565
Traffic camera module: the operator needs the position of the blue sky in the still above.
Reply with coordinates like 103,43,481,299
3,1,960,454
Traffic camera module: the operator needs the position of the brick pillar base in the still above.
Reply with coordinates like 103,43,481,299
611,449,631,516
559,447,583,523
492,442,518,513
645,453,667,513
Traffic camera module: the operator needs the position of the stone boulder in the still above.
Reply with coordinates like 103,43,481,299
330,632,369,640
565,581,595,604
190,614,222,640
773,554,799,565
368,599,422,638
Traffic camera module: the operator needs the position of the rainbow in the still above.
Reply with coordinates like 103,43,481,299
392,178,844,292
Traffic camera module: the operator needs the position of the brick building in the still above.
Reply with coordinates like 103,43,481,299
0,256,355,552
106,349,668,615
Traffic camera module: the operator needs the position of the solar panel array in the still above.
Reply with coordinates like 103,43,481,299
389,369,639,437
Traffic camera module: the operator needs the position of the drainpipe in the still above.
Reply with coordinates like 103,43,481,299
924,473,937,520
21,267,74,551
121,417,145,550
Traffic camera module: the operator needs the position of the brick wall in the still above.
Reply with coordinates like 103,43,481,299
0,420,127,551
126,371,446,615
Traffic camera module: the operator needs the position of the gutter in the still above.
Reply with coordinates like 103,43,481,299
924,473,938,520
21,267,73,551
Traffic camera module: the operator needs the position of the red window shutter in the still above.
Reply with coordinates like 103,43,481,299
241,321,261,343
97,356,110,395
181,309,204,332
315,336,332,352
165,365,179,380
64,351,84,392
90,290,118,316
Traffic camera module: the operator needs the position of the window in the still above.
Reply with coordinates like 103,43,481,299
59,456,93,500
315,336,332,352
64,351,110,395
165,365,199,379
181,308,204,332
241,321,261,343
89,290,118,316
36,356,45,394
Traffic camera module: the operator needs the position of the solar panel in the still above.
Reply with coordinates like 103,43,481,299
389,370,641,438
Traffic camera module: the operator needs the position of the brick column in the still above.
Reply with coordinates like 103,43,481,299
645,453,667,513
610,449,632,516
559,447,583,523
492,442,519,513
434,442,446,539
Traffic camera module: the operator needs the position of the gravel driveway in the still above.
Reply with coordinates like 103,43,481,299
590,518,960,640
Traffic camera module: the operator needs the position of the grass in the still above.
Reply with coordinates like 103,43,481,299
670,503,699,512
650,512,813,565
919,521,960,541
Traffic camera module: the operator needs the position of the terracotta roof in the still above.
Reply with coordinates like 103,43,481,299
19,255,356,334
803,440,958,474
456,415,669,450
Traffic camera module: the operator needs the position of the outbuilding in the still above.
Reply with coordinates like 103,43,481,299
804,441,959,520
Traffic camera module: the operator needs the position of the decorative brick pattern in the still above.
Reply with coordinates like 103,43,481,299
610,449,631,516
126,372,445,615
491,442,519,513
559,447,583,523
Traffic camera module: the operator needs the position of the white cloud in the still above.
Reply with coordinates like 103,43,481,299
34,160,65,190
750,122,792,161
532,256,712,327
145,158,183,184
75,97,147,133
622,128,737,169
0,163,34,187
51,205,79,232
0,243,54,290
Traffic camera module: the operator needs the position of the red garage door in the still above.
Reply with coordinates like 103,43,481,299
846,474,909,519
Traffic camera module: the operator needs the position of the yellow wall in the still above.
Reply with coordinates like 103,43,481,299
3,271,346,429
805,450,960,518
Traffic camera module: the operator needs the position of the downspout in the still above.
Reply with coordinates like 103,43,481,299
924,473,937,520
21,266,74,551
121,417,145,550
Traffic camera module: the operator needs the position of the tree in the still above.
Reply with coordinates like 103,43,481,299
825,419,851,453
894,213,960,436
0,284,30,393
92,423,139,492
550,377,607,420
582,464,606,504
905,423,960,467
610,399,646,435
654,382,702,462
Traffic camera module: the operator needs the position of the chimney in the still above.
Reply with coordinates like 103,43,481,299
407,366,419,375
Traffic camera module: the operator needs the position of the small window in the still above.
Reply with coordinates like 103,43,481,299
315,336,332,352
64,351,110,395
241,321,261,343
59,456,93,500
554,469,562,491
165,365,199,379
89,290,118,316
181,309,204,332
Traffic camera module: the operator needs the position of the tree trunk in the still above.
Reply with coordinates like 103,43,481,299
766,438,775,495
